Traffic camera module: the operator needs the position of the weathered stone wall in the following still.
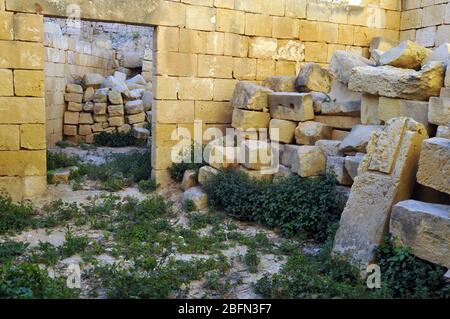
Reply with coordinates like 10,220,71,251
400,0,450,47
44,20,115,147
0,5,47,200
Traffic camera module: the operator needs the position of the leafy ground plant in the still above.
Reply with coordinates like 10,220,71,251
93,131,147,147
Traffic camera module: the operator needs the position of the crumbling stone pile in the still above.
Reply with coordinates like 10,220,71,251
63,72,152,143
178,38,450,272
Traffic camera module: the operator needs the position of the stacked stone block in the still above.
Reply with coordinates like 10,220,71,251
0,10,46,201
63,73,152,143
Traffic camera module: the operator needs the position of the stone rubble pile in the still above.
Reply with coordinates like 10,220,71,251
179,38,450,272
63,71,152,143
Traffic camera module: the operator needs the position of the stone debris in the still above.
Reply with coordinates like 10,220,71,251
423,43,450,65
232,109,271,130
428,97,450,126
436,125,450,139
390,200,450,268
361,94,381,125
268,92,314,122
295,121,332,145
262,76,296,92
333,118,428,267
269,119,297,144
290,146,326,178
182,187,208,210
198,166,219,185
329,50,376,85
326,156,352,186
295,63,332,93
379,40,431,70
416,138,450,196
339,125,383,154
231,82,273,111
348,62,445,101
133,127,150,140
241,140,273,171
344,153,365,181
181,170,198,191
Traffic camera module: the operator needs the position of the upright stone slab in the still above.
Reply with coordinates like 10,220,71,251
231,82,273,111
333,118,429,267
329,50,376,85
348,62,445,101
268,92,314,122
416,137,450,195
295,63,332,93
390,200,450,268
379,40,431,70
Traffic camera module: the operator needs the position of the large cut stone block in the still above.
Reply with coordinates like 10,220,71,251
295,121,332,145
379,40,431,70
232,109,270,130
269,119,297,144
241,140,273,171
231,81,273,111
378,97,432,133
344,153,365,181
268,93,314,122
329,50,375,85
182,187,208,210
321,101,361,117
416,137,450,195
206,141,240,170
391,200,450,268
198,166,219,185
361,94,381,125
290,146,326,177
262,76,296,92
315,140,343,157
314,115,361,130
348,62,445,101
295,63,332,93
437,125,450,139
83,73,105,88
327,156,352,186
428,97,450,126
339,125,383,154
423,43,450,65
333,118,429,267
281,144,302,168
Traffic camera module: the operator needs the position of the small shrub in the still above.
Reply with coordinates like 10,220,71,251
375,237,450,299
61,230,89,258
138,179,158,193
244,248,260,273
55,140,72,149
47,151,80,171
93,131,146,147
184,199,197,212
203,170,341,241
0,196,37,235
0,241,28,264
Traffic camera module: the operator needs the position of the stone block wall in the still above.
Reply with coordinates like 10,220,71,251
44,21,115,147
400,0,450,47
0,6,47,201
151,0,402,184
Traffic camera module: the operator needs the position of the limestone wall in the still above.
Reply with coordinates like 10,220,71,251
400,0,450,47
44,21,115,147
0,7,47,201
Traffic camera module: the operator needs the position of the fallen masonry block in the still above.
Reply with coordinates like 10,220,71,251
331,129,349,141
314,115,361,130
93,88,109,103
231,82,273,111
437,125,450,139
378,97,432,133
269,119,297,144
236,128,260,141
295,121,332,145
295,63,332,93
328,80,362,106
329,50,375,85
321,100,361,117
290,146,326,178
428,97,450,126
268,92,314,122
262,76,296,92
315,140,343,157
348,62,445,101
274,164,293,180
416,137,450,195
125,100,144,115
133,127,150,140
333,118,428,267
83,73,105,88
311,92,329,114
390,200,450,268
182,187,208,210
66,84,83,94
379,40,431,70
51,168,75,184
344,153,365,181
361,94,381,125
339,124,385,154
241,140,273,171
423,43,450,65
108,90,123,105
281,144,302,168
369,37,397,54
441,87,450,98
327,156,352,186
198,166,219,185
239,166,274,181
181,170,198,191
206,141,240,170
232,109,271,130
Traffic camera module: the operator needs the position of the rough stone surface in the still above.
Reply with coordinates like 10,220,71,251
295,121,333,145
333,118,428,267
206,142,239,170
314,115,361,129
83,73,105,87
423,43,450,65
262,76,296,92
108,90,123,105
198,166,219,185
232,109,271,130
311,92,328,114
181,170,198,191
391,200,450,268
241,140,273,171
295,63,332,93
329,50,375,85
361,94,381,125
339,125,384,154
125,100,144,115
290,146,326,177
327,156,352,186
269,119,297,144
268,93,314,122
231,82,273,111
315,140,343,157
428,97,450,126
416,137,450,195
182,187,208,210
280,144,302,168
436,125,450,139
344,153,365,181
321,100,361,117
133,127,150,139
379,40,431,70
348,62,445,101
